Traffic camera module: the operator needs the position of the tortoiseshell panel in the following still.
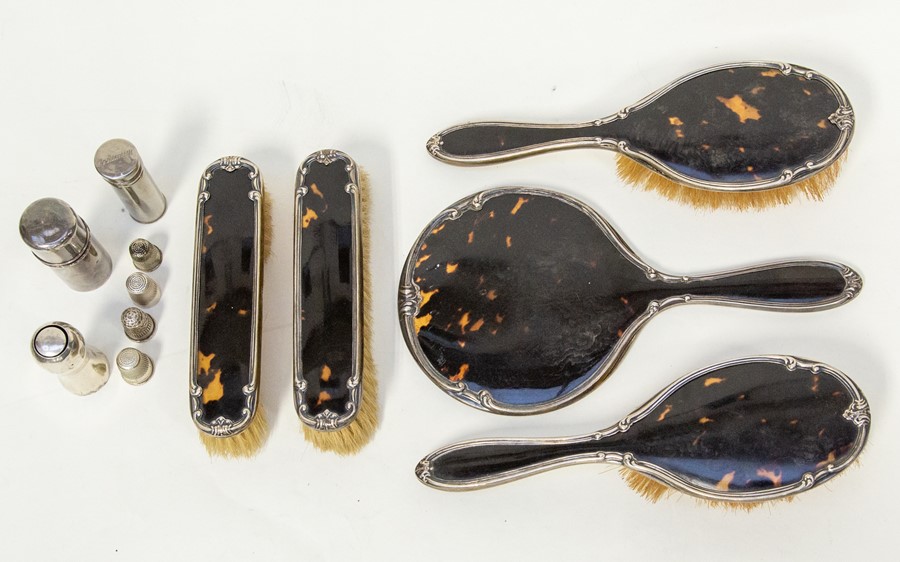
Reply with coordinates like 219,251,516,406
605,66,842,183
298,158,357,419
408,192,848,409
194,166,258,427
437,66,843,184
428,361,863,496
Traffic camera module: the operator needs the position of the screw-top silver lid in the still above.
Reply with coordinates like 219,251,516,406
33,325,69,359
121,307,155,342
129,238,162,272
94,139,143,187
116,347,154,385
19,198,91,264
126,272,161,307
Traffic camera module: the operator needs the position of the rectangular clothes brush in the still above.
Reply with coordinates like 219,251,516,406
189,156,269,458
294,149,377,454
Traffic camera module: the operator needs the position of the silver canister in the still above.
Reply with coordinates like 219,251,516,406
116,348,154,385
31,322,110,395
19,198,113,291
94,139,166,223
125,272,161,307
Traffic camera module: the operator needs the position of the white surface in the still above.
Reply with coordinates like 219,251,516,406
1,1,897,559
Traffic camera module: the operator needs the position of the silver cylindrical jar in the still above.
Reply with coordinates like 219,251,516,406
94,139,166,223
19,198,113,291
31,322,110,395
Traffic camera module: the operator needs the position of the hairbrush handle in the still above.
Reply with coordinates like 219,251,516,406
674,261,861,311
427,121,616,165
417,435,606,490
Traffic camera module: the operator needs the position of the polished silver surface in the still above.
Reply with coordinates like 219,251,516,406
398,186,863,415
19,198,112,291
125,272,161,308
129,238,162,272
416,355,870,504
116,347,154,385
427,62,853,194
31,322,110,395
94,139,166,223
121,307,155,342
189,157,263,438
293,149,363,431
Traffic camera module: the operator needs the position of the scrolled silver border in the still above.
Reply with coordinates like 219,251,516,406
417,355,870,504
189,157,263,438
427,61,853,193
293,149,363,432
398,187,861,415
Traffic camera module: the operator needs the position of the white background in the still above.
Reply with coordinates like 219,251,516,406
1,1,897,559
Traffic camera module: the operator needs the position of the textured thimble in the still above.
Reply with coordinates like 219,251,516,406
121,307,155,342
129,238,162,272
126,272,161,307
116,347,154,385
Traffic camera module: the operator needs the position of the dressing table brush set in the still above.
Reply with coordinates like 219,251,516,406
19,61,869,509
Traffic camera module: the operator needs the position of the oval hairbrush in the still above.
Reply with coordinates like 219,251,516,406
416,355,870,507
427,62,853,210
398,188,862,415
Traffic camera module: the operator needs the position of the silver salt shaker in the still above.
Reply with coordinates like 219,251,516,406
19,198,113,291
31,322,110,395
94,139,166,223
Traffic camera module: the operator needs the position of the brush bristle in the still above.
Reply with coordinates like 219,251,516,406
616,153,846,211
200,405,269,458
302,169,378,455
619,467,795,511
261,183,273,261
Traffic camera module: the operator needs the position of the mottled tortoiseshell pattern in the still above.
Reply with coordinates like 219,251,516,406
436,65,846,185
408,192,848,410
425,360,866,496
193,164,260,430
297,156,358,421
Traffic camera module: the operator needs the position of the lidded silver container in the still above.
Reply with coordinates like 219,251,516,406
19,198,113,291
94,139,166,223
31,322,110,395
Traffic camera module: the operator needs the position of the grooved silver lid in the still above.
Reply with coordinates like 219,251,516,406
94,139,143,186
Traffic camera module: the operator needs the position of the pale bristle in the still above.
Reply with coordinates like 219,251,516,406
619,467,672,503
616,153,846,211
200,405,269,458
302,169,379,455
261,183,273,261
619,467,794,511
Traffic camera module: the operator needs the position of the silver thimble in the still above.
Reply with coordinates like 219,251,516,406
126,272,161,307
129,238,162,272
121,307,155,342
116,347,154,385
94,139,167,223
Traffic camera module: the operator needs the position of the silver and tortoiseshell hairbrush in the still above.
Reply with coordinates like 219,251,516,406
416,355,870,508
427,62,853,210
